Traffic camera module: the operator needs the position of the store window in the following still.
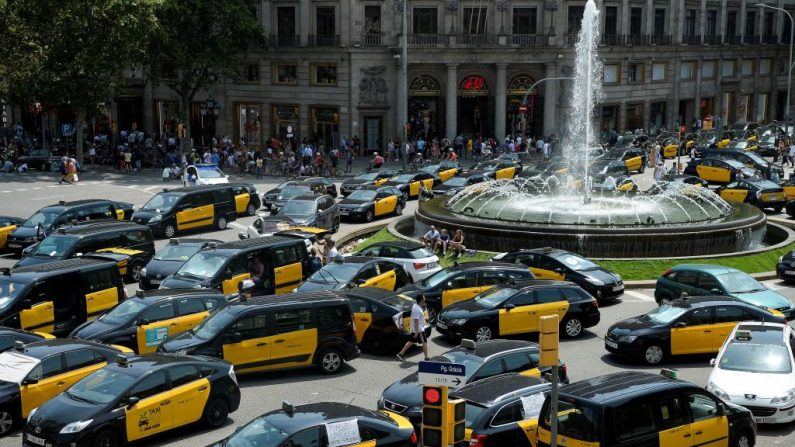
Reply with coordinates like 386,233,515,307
236,104,262,148
311,64,337,86
741,60,754,77
626,103,644,131
601,105,619,131
604,64,620,84
272,105,299,139
241,63,260,83
272,64,297,85
652,63,667,81
311,107,340,148
364,5,381,34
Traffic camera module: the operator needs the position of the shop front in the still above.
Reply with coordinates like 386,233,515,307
311,106,339,149
409,75,442,140
507,75,543,138
458,75,491,138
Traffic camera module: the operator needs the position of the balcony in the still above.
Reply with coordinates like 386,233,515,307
362,34,384,47
625,34,650,46
511,34,549,47
703,34,722,45
408,34,450,45
682,34,702,45
269,34,298,47
649,34,672,45
725,35,743,44
458,34,499,45
602,34,625,46
308,34,340,47
763,34,779,44
565,34,579,46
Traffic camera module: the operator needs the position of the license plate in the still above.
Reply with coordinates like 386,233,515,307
427,262,438,268
612,285,623,291
786,271,795,275
149,279,161,285
436,322,447,330
754,417,776,424
340,210,349,216
8,243,20,248
605,340,618,349
25,434,46,446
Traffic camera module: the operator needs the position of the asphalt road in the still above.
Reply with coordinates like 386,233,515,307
1,163,795,447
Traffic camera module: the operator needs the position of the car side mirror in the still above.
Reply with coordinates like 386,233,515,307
504,303,515,311
446,281,454,290
710,358,716,366
136,318,150,326
716,402,727,416
238,279,255,294
227,332,243,343
22,299,32,309
125,396,140,408
356,279,366,286
710,288,722,295
675,321,687,328
21,378,38,386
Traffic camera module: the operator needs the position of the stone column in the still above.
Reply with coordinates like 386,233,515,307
719,0,728,43
543,62,558,138
739,0,747,41
646,0,654,35
495,64,507,141
672,57,681,127
446,64,458,139
777,0,786,42
300,0,310,46
695,57,703,122
675,0,685,43
622,0,630,36
340,0,350,46
699,0,707,42
757,6,765,43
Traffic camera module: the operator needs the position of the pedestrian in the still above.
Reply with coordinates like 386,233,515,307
309,248,322,274
324,239,338,264
255,156,263,179
345,147,354,173
87,145,96,168
371,152,384,170
123,149,132,172
329,147,339,177
66,158,77,184
58,157,68,184
396,294,430,362
789,141,795,168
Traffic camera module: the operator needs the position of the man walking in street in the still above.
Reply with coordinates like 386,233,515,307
397,294,430,362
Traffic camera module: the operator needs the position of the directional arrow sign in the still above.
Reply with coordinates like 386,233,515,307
418,361,466,389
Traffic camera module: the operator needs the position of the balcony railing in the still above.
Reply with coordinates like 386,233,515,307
650,34,673,45
725,35,743,44
408,34,450,45
565,34,579,46
763,34,779,44
625,34,650,46
602,34,624,45
744,34,760,44
269,34,299,47
458,34,500,45
703,34,722,45
511,34,549,46
362,34,383,47
682,34,702,45
308,34,340,47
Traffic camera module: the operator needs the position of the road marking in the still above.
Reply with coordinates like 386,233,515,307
230,222,247,230
1,191,10,193
624,290,655,302
143,185,161,191
16,188,27,191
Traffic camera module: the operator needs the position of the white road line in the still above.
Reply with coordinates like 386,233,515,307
16,188,27,191
1,191,10,193
47,185,58,188
624,290,655,302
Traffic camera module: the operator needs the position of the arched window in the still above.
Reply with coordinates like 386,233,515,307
458,75,488,96
508,75,537,96
410,75,441,96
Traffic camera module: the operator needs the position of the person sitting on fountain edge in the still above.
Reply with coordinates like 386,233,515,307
435,229,451,255
420,225,440,248
449,229,466,258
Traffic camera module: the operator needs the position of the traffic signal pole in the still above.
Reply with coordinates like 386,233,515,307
540,315,560,447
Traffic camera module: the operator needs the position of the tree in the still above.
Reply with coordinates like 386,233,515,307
149,0,265,162
0,0,159,163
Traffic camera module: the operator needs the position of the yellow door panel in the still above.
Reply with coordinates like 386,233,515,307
177,205,214,231
85,287,119,320
496,167,515,180
374,196,397,216
353,312,373,344
671,325,714,355
686,140,696,149
171,311,210,335
20,301,54,333
137,320,173,354
465,428,473,442
348,441,377,447
235,193,250,214
439,169,457,182
270,328,318,369
20,362,107,417
170,378,211,428
519,368,542,378
664,145,678,158
624,156,642,172
223,273,252,295
659,423,694,446
0,225,16,250
715,168,731,183
360,270,397,291
518,418,540,447
422,178,434,191
275,262,303,295
374,178,389,186
96,247,145,256
223,335,271,373
125,390,174,441
499,305,537,335
691,416,729,447
409,181,420,197
537,427,600,447
718,189,749,203
530,268,565,281
441,286,493,309
710,322,738,351
536,301,569,322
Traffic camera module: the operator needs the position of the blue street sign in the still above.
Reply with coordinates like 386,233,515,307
418,361,466,389
62,123,74,136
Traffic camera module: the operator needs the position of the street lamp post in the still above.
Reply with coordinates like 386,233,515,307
757,3,793,121
199,95,220,149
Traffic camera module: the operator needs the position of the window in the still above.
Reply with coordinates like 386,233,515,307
464,8,488,34
241,63,260,83
698,273,720,291
450,271,479,288
727,11,738,36
168,365,200,387
317,306,348,328
604,6,618,35
286,427,322,447
202,296,222,310
614,401,656,440
176,297,205,315
721,60,736,77
687,393,719,422
655,397,687,430
28,355,63,381
630,8,643,35
311,64,337,86
272,64,297,85
502,353,536,373
627,63,644,83
715,306,753,323
680,62,695,79
508,292,534,306
277,7,296,38
682,308,713,326
142,302,175,322
706,10,717,37
534,289,563,304
364,5,381,34
760,59,772,75
84,269,114,292
652,63,667,81
125,230,149,245
746,11,757,37
348,297,370,313
274,245,301,265
274,309,312,333
83,204,114,221
567,6,585,35
129,371,168,400
685,10,697,36
701,61,715,79
471,360,504,380
231,315,269,339
764,11,775,36
481,271,507,286
65,350,98,371
513,7,537,35
413,8,438,34
653,9,666,35
491,401,524,426
604,64,619,84
316,6,335,37
741,60,754,77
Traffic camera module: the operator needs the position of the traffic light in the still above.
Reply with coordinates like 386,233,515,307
446,398,466,446
539,315,559,367
422,385,448,447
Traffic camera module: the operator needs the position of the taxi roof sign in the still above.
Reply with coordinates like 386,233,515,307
660,368,678,379
13,340,24,351
282,401,294,414
460,339,476,349
735,329,752,341
115,354,130,366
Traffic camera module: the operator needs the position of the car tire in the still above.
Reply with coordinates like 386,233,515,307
402,191,409,201
364,333,387,355
163,223,176,239
0,408,14,436
128,261,145,282
365,210,374,223
643,344,665,365
317,348,344,374
203,398,229,428
733,430,753,447
92,428,119,447
473,325,493,342
395,203,403,216
331,218,340,233
216,216,228,231
427,307,439,326
562,317,583,338
246,203,258,216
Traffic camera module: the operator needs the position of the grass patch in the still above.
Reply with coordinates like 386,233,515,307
352,228,793,280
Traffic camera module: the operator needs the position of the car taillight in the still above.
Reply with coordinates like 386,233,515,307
409,431,417,445
469,434,488,447
591,300,599,308
560,363,567,379
662,268,672,277
413,262,427,270
351,316,357,338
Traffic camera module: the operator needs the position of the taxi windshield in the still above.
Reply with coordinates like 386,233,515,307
354,172,378,181
308,263,360,284
67,368,137,404
347,190,377,201
281,200,316,216
226,417,288,447
392,174,416,183
0,351,39,384
176,251,230,280
555,254,599,271
644,304,688,324
441,352,485,379
142,193,182,211
719,343,793,374
474,287,516,308
382,294,415,309
22,210,60,229
280,187,311,200
98,299,149,325
717,272,766,294
541,398,599,442
0,279,26,312
155,244,202,261
193,309,238,340
444,177,468,187
30,235,77,257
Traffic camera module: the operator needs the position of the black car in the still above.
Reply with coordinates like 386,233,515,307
665,175,709,188
206,402,416,447
716,179,787,212
0,326,52,352
432,172,489,196
421,160,462,182
604,296,785,365
268,193,340,232
758,134,778,157
24,354,241,447
297,256,412,292
339,169,402,196
436,281,600,341
18,148,60,171
382,171,440,200
602,147,646,173
683,157,757,184
138,238,222,290
776,248,795,281
701,148,784,180
270,184,320,212
378,339,567,425
588,159,630,176
338,186,406,222
262,180,297,209
467,160,519,180
492,248,624,301
519,161,570,179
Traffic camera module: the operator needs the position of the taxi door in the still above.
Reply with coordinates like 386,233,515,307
221,314,271,373
495,165,516,180
125,371,174,441
374,191,397,216
784,184,795,201
19,284,55,333
499,293,538,335
171,297,211,334
439,168,457,182
664,144,678,158
222,273,251,295
409,179,422,197
135,301,177,354
349,298,372,344
85,287,119,320
670,308,715,355
709,306,745,350
176,195,214,231
274,263,302,294
269,309,317,369
527,256,566,281
233,189,250,214
360,264,397,290
624,154,643,172
687,393,730,447
0,223,17,249
718,184,749,203
506,289,569,334
421,177,435,191
440,272,491,308
168,370,211,428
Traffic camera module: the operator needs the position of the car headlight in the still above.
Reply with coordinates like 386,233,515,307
450,319,467,325
148,215,161,223
175,349,187,355
140,267,147,278
277,195,283,200
707,382,730,400
60,419,93,434
586,277,605,286
192,284,203,289
771,388,795,404
27,408,37,423
779,256,784,263
618,335,637,343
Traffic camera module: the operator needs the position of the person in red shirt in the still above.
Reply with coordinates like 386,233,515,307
446,148,458,162
371,152,384,169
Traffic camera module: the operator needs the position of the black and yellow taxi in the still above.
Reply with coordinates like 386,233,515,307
591,175,637,192
715,179,787,212
297,256,412,293
0,258,125,336
158,291,360,375
340,288,431,355
603,147,646,173
727,139,759,152
160,236,309,295
436,280,600,341
468,159,519,180
7,200,134,254
661,136,682,158
71,289,230,354
432,172,490,196
138,238,222,290
23,353,241,447
492,248,624,301
0,339,131,434
605,296,785,365
207,401,417,447
398,262,534,323
0,326,54,353
453,373,551,447
520,161,571,179
271,178,338,212
588,159,631,177
421,160,462,182
340,169,404,196
230,183,261,216
701,148,783,180
782,177,795,201
683,158,757,184
536,371,756,447
338,186,406,222
378,339,568,425
382,171,440,200
0,216,24,251
131,185,238,238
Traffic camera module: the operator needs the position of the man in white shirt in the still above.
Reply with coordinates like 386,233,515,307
397,294,429,362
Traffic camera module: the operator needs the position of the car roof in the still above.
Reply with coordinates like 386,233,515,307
451,373,549,407
338,256,379,265
512,279,579,290
215,235,301,251
339,288,406,304
107,353,222,376
161,184,231,194
8,258,115,279
130,288,226,304
448,339,538,359
290,194,323,201
666,295,749,308
560,372,688,405
671,264,739,274
16,338,118,359
446,262,521,272
41,199,117,211
732,323,788,345
367,241,424,250
165,238,222,246
55,221,145,236
263,402,391,434
228,290,349,311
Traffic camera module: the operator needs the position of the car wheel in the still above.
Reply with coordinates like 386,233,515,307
0,408,14,436
733,431,753,447
562,317,583,338
643,344,665,365
774,205,784,213
246,203,257,216
427,307,439,326
163,224,176,238
317,348,344,374
331,218,340,233
402,191,409,201
202,398,229,428
364,333,387,355
216,216,228,230
474,325,493,342
92,428,119,447
128,261,144,282
365,210,374,222
395,203,403,216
